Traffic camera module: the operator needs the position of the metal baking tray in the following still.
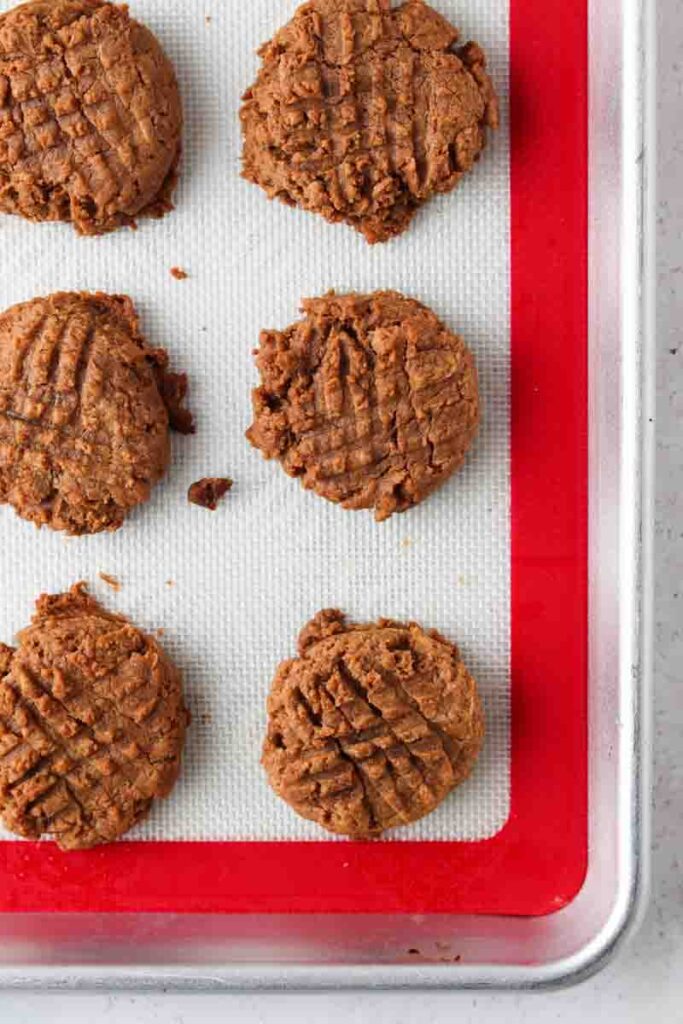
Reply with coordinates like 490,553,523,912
0,0,653,990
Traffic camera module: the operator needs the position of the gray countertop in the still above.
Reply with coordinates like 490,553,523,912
2,0,681,1020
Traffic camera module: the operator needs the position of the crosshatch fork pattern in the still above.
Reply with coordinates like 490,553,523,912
0,0,510,843
240,0,497,243
247,292,479,520
0,0,180,231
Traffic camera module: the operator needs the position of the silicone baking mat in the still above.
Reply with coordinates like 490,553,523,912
0,0,588,915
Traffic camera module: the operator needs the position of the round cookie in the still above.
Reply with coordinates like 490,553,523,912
240,0,498,243
246,290,480,522
0,584,188,850
0,290,191,535
0,0,182,235
262,610,484,838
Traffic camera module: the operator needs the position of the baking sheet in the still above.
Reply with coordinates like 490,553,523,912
0,0,510,843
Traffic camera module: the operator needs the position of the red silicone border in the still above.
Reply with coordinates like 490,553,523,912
0,0,588,915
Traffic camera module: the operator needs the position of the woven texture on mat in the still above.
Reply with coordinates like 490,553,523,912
0,0,510,842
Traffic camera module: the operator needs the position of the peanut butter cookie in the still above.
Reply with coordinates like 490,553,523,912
247,291,480,521
241,0,498,242
262,609,484,837
0,584,188,850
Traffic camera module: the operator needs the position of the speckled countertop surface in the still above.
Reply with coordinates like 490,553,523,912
2,1,681,1021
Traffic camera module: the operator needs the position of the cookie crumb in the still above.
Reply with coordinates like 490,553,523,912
170,267,188,280
401,538,413,549
205,15,212,23
98,572,121,592
166,580,175,587
188,478,233,510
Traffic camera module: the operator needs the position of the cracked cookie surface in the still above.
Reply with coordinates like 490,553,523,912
0,290,190,535
247,290,480,522
240,0,498,242
0,0,182,234
0,584,188,850
262,609,484,838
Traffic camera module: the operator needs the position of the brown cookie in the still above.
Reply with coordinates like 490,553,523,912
262,610,484,838
0,290,191,535
240,0,498,243
0,0,182,235
246,291,480,522
0,584,188,850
